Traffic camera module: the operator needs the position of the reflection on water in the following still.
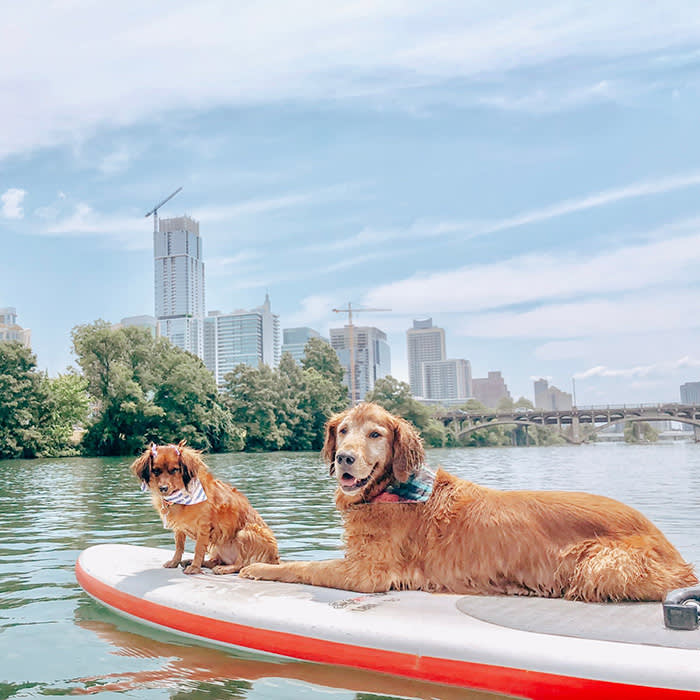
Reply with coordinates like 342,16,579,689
1,443,700,698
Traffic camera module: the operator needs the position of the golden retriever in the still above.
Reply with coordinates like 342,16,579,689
131,441,279,574
240,402,697,601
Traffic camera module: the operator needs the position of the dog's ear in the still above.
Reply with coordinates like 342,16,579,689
177,445,202,488
321,411,345,476
392,416,425,483
130,446,153,483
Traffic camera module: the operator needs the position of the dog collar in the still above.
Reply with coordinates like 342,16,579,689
370,465,436,503
140,478,208,505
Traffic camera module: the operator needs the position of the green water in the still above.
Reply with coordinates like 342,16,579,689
2,444,700,699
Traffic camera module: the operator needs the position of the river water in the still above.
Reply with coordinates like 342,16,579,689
2,442,700,699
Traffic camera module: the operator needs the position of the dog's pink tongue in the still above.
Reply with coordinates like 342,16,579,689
341,473,358,487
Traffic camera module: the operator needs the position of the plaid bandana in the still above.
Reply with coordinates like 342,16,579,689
371,465,436,503
140,478,208,505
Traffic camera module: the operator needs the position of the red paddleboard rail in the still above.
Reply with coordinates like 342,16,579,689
75,559,697,700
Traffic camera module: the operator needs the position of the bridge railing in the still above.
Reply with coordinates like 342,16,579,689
439,403,700,419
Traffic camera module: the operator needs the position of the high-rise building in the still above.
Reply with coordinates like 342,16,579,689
423,359,472,402
406,318,445,398
330,325,391,403
533,378,549,408
681,382,700,405
533,378,573,411
0,307,31,347
203,294,281,386
154,216,205,358
282,327,327,364
472,371,512,409
117,315,158,337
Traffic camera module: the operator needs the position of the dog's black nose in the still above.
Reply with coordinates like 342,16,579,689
336,452,355,467
159,485,168,494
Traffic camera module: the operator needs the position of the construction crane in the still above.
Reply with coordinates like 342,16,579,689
332,303,391,405
144,186,183,235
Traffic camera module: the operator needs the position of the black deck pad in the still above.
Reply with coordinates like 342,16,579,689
456,595,700,650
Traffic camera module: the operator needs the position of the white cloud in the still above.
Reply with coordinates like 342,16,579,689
283,294,338,329
468,171,700,239
364,229,700,313
207,251,261,277
1,188,27,219
42,203,149,249
459,292,700,339
2,2,700,160
98,145,137,176
476,80,619,114
575,357,700,380
535,341,588,360
313,171,700,255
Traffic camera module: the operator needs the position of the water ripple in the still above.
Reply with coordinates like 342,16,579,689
2,445,700,699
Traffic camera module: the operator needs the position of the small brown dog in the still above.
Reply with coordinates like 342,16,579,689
241,402,697,601
131,441,279,574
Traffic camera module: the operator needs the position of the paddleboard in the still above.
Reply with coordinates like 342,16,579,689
76,544,700,699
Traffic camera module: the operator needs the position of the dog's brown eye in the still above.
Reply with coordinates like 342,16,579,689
369,431,380,438
152,468,161,476
169,468,180,475
339,427,347,434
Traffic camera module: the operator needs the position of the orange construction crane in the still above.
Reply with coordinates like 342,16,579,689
332,303,391,404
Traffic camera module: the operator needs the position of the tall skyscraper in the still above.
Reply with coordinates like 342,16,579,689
533,378,572,410
282,327,327,364
203,294,281,386
154,215,205,358
330,325,391,403
472,371,512,409
406,318,446,398
422,359,472,402
117,315,158,337
0,307,31,347
681,382,700,404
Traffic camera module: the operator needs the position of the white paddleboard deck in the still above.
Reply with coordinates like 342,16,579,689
76,544,700,698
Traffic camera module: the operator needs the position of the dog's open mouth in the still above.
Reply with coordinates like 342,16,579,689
339,472,372,492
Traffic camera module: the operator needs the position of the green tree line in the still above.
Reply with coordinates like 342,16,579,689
0,321,566,459
0,324,348,458
366,376,567,448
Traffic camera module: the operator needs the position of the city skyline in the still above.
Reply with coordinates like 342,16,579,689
4,3,700,405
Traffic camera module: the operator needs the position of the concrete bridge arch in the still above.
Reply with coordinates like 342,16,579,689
440,404,700,445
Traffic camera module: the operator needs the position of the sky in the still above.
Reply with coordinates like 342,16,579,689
3,1,700,406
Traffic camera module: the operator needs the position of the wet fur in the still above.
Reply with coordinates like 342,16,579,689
240,403,697,601
131,442,279,574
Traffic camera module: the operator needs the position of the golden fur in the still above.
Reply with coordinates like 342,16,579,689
240,403,697,601
131,441,278,574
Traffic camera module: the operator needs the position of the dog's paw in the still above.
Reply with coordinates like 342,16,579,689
239,563,275,580
183,564,202,575
179,558,193,568
163,559,181,568
211,565,238,575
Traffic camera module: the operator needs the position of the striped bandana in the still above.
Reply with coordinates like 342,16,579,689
140,478,208,505
370,465,436,503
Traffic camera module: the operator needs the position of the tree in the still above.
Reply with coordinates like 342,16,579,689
301,367,348,449
151,343,243,452
0,342,46,459
222,352,348,452
279,353,347,451
624,421,659,443
222,363,289,451
72,322,241,455
41,371,90,456
365,376,447,447
301,337,346,386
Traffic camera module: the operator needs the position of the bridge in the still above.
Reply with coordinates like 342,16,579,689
437,403,700,445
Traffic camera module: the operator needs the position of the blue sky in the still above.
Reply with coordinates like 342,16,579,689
4,1,700,405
